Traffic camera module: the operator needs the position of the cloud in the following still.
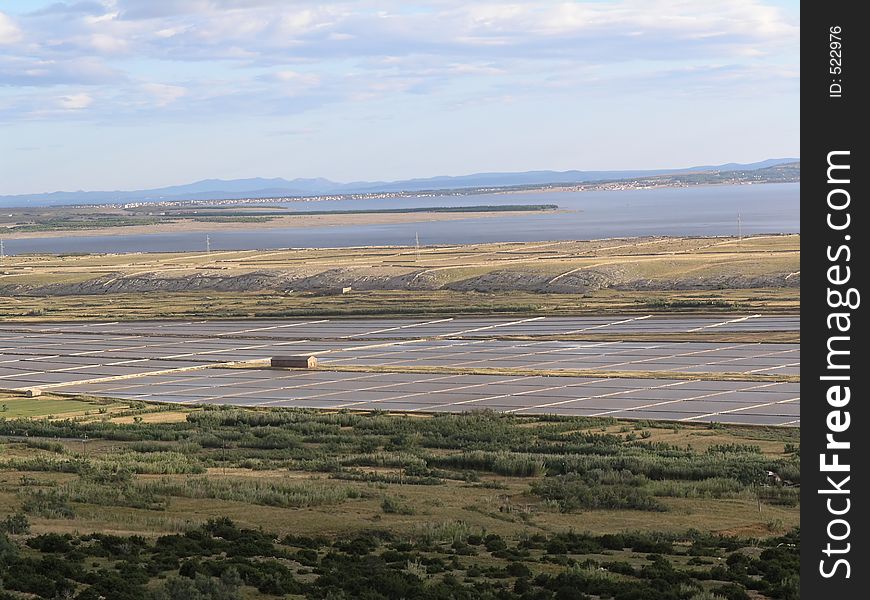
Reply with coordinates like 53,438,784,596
0,12,22,44
140,82,186,106
87,32,129,53
0,1,798,122
261,70,322,93
116,0,213,19
27,2,107,17
7,1,802,62
115,0,305,20
58,92,94,109
95,1,796,65
0,56,124,86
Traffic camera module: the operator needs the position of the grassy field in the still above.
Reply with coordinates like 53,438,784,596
0,395,799,599
0,396,128,420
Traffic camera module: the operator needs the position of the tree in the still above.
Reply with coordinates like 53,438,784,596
0,513,30,535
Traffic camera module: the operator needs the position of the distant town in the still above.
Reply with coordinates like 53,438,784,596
101,162,799,211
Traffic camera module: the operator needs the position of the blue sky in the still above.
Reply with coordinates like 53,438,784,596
0,0,799,195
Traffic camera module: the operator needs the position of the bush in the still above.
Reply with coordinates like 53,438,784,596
19,489,76,519
381,496,416,515
0,512,30,535
25,439,66,454
531,475,665,512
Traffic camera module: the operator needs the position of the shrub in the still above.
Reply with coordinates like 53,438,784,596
531,475,664,512
381,496,416,515
19,489,76,519
0,512,30,535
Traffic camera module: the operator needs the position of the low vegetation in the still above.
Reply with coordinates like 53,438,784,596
0,400,800,598
0,516,799,600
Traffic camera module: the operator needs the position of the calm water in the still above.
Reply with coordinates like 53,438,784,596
4,183,798,255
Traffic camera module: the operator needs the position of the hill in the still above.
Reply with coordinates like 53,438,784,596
0,158,798,207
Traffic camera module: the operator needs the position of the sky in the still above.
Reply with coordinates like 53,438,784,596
0,0,799,195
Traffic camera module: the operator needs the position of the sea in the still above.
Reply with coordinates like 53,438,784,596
2,183,799,255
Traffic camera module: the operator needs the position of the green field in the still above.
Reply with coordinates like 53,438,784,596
0,395,128,420
0,395,799,599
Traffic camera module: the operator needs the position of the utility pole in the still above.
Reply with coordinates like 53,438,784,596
206,234,211,254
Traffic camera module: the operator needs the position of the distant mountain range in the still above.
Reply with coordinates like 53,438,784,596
0,158,799,207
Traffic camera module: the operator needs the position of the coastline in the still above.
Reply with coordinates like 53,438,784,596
0,209,564,240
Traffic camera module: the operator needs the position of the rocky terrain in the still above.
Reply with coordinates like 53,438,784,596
1,265,799,297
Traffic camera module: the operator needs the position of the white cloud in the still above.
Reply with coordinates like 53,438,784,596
271,70,320,86
0,11,22,44
0,0,798,122
88,32,129,53
155,26,186,38
140,82,186,106
0,56,124,86
58,92,94,109
12,2,800,66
